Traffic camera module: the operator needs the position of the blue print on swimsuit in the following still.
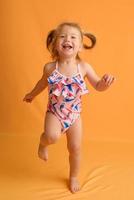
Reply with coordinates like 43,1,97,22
73,76,83,84
47,72,62,84
73,77,86,92
67,84,73,91
74,104,78,110
63,121,69,128
48,78,53,84
71,102,80,111
64,98,74,102
47,66,89,133
60,85,76,102
60,104,64,110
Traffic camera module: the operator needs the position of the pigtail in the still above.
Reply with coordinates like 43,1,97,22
83,32,96,49
46,29,56,51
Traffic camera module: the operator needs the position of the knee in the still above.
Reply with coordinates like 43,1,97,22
47,134,59,144
67,144,81,155
40,132,60,144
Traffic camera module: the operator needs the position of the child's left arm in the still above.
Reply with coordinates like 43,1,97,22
84,62,116,91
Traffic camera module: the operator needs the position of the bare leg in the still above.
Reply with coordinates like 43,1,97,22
66,115,82,193
38,111,62,161
38,133,49,161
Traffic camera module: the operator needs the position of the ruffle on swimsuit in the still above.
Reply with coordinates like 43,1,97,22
47,67,89,96
47,62,89,133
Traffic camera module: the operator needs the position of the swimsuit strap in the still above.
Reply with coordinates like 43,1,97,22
77,63,80,73
56,61,58,70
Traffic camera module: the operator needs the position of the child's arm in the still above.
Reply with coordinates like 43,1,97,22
84,62,116,91
23,64,48,103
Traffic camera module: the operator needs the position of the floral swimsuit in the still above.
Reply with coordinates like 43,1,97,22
47,61,89,133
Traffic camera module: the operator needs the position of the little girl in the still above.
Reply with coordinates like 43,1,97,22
23,22,116,193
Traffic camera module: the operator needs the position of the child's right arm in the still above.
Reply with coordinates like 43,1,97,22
23,63,48,103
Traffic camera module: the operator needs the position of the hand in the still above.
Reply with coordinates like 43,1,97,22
97,74,116,91
23,93,35,103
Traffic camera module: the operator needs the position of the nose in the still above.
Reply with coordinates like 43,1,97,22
64,35,71,42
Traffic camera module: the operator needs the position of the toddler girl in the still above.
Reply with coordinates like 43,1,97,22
23,22,116,193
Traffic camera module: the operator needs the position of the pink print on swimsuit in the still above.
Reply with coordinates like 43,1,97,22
47,66,89,133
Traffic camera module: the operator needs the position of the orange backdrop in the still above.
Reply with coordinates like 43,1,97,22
1,0,134,199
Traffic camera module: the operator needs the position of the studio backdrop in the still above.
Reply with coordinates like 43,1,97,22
0,0,134,200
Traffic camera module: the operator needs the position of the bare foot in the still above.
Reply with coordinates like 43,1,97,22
69,177,80,193
38,143,48,161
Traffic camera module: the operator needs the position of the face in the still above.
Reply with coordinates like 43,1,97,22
55,25,83,59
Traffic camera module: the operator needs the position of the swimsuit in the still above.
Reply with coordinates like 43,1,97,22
47,61,89,133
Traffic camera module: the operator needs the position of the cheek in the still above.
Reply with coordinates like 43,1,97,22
75,42,82,49
56,39,63,48
55,41,61,50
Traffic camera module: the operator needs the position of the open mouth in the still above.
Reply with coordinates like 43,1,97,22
62,44,73,49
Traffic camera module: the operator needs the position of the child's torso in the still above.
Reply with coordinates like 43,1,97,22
47,61,89,110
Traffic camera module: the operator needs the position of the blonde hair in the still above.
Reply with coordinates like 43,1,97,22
46,22,96,60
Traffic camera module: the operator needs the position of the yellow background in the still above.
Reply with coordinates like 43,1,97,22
1,0,134,199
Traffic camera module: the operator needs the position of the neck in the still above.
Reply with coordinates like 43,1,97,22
57,57,78,66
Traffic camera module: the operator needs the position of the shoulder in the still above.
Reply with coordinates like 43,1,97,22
43,61,56,77
79,60,93,70
78,60,93,78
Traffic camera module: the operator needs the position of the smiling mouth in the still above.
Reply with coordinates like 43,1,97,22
62,44,73,49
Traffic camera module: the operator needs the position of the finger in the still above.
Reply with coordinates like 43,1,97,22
103,74,109,80
102,75,111,85
107,77,114,85
106,76,111,84
102,75,107,82
109,76,116,84
102,76,110,85
112,77,116,82
107,76,116,85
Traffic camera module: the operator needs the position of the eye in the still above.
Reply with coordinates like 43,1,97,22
59,35,65,38
71,36,76,39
